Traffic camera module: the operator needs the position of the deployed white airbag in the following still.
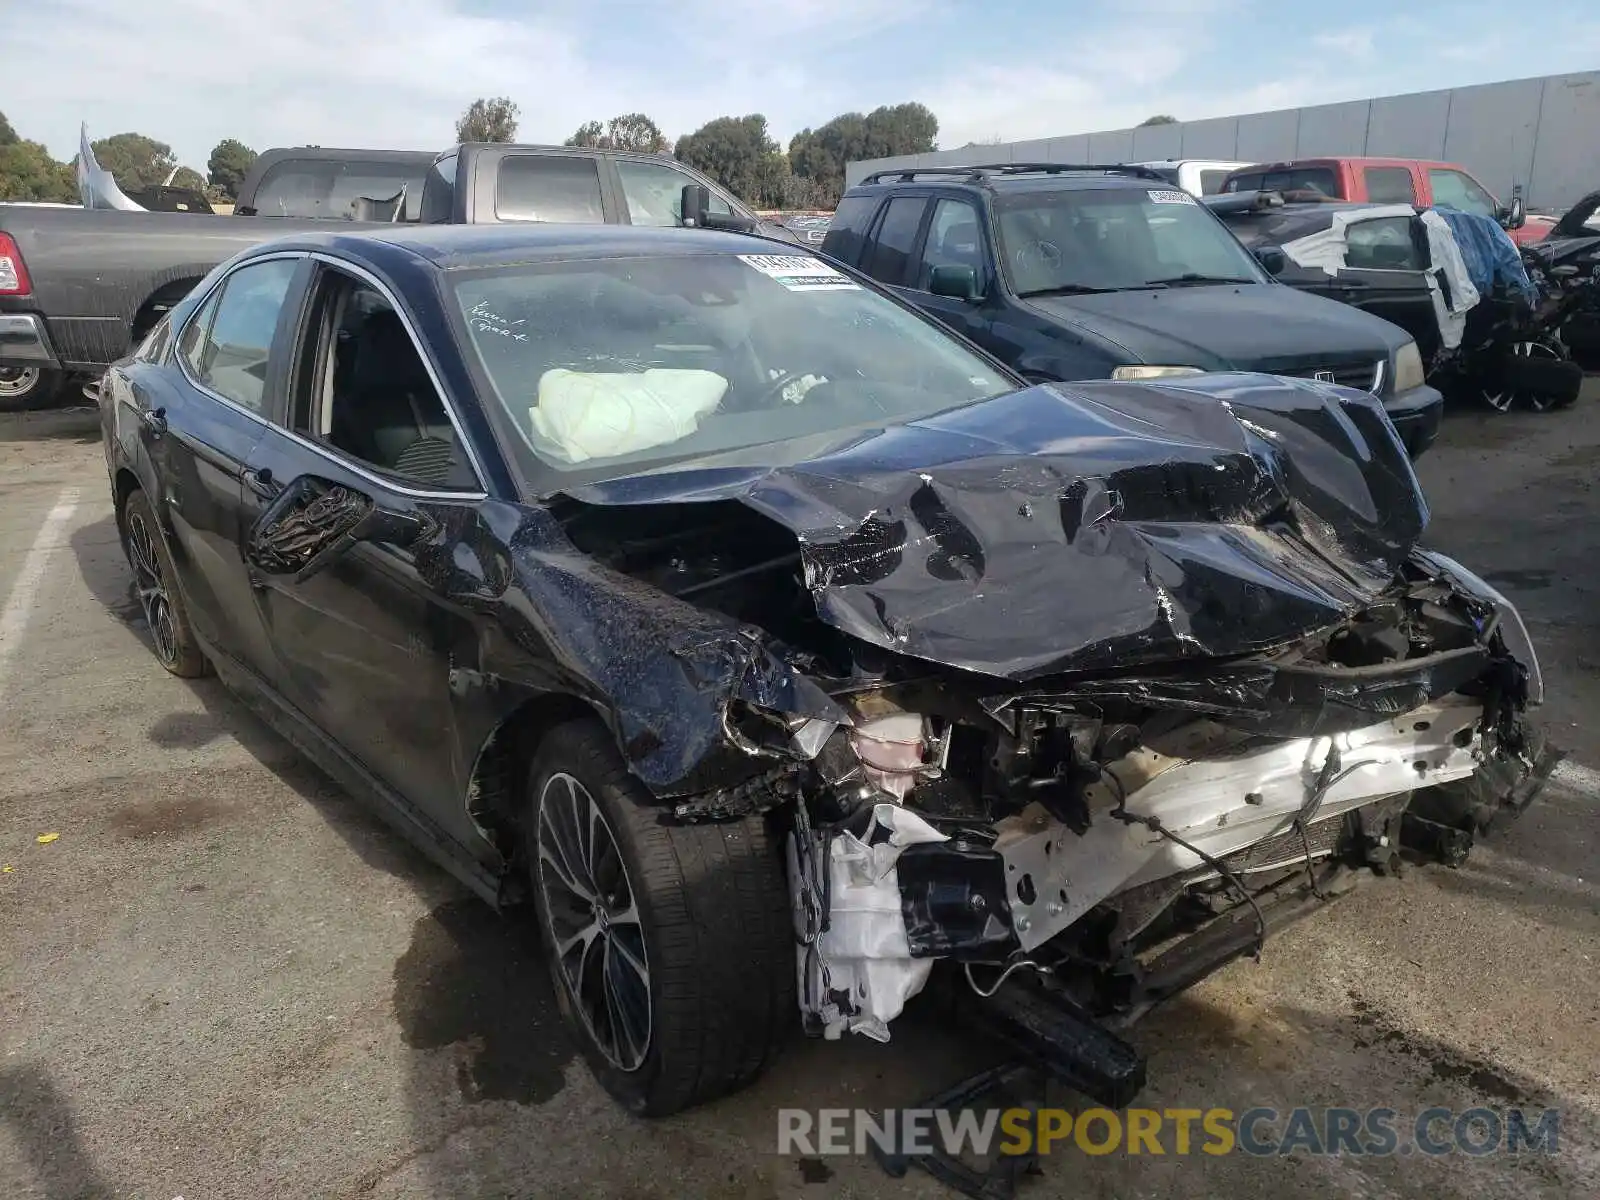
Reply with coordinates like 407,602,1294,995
528,367,728,463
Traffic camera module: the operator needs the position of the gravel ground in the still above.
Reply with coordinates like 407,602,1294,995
1,390,1597,1200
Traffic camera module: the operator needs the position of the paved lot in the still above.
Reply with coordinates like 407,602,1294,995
2,392,1598,1200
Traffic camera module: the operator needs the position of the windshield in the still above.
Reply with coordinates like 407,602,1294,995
450,252,1016,484
994,186,1265,295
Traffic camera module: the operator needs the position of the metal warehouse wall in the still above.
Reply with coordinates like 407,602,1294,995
846,71,1600,210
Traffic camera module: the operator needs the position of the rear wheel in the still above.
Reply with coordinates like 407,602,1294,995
119,489,210,678
524,719,794,1116
0,366,64,412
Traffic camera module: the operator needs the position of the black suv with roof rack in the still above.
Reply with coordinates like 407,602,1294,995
822,162,1444,457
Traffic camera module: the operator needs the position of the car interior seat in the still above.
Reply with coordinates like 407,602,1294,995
331,305,462,486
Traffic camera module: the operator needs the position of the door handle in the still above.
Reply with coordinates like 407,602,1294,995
242,466,281,499
138,406,167,437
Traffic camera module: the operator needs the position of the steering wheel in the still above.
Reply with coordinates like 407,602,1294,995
748,369,817,410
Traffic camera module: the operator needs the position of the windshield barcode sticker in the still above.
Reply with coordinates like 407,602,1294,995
1148,189,1197,205
738,254,859,291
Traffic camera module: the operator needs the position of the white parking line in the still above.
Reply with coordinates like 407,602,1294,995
0,487,81,701
1551,758,1600,800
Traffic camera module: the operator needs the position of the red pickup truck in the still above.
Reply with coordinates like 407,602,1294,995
1219,157,1555,246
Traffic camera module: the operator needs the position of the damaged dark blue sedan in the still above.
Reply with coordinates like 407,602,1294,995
98,224,1557,1122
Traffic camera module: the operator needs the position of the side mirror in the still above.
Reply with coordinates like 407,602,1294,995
1508,195,1526,230
248,477,432,584
929,263,981,301
1253,245,1288,276
680,183,755,233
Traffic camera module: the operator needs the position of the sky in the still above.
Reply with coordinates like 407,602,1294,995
2,0,1598,172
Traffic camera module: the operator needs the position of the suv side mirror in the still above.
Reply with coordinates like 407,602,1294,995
680,183,755,233
1507,194,1526,230
1252,245,1288,275
929,263,981,301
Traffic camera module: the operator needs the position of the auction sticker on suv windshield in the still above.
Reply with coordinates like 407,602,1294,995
739,254,859,291
1148,189,1198,205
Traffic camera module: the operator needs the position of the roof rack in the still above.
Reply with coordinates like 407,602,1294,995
858,162,1174,186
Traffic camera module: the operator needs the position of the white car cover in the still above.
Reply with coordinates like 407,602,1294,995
1280,203,1479,351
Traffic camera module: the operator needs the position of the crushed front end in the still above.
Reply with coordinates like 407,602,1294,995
542,375,1557,1111
771,545,1554,1055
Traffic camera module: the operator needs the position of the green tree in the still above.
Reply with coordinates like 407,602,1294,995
0,139,78,202
456,97,520,144
1138,114,1179,126
565,112,669,154
789,102,938,205
0,111,17,146
171,166,206,191
674,114,788,207
206,138,257,200
89,132,178,190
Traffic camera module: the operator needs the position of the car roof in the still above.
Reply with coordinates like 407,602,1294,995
242,222,793,271
849,171,1168,197
1229,157,1453,172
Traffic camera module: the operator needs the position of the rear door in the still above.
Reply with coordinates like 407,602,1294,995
237,255,497,861
152,253,308,673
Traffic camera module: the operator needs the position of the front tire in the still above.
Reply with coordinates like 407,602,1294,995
119,489,210,678
0,366,65,412
524,719,795,1116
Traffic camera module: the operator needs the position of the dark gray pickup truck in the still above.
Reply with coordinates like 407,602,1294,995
0,143,794,409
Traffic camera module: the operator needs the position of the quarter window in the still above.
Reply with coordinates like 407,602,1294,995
495,156,605,223
1346,216,1424,270
182,258,298,412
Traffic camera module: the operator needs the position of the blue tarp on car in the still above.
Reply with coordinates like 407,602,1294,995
1432,207,1537,304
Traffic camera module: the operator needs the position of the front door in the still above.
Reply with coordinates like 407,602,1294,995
238,259,495,859
895,195,997,354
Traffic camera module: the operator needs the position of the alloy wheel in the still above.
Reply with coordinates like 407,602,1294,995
126,510,180,666
535,772,653,1072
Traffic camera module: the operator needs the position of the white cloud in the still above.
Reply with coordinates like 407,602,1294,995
1313,28,1376,59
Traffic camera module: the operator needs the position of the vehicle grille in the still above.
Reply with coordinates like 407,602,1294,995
1282,360,1384,393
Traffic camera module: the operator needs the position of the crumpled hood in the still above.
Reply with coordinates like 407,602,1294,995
1024,284,1406,372
563,374,1429,681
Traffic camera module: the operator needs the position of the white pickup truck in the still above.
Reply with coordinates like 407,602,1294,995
1134,159,1251,197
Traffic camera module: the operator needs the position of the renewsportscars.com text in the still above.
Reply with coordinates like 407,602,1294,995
777,1105,1561,1158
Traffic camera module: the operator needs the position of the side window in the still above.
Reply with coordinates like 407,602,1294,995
1364,167,1416,204
1223,174,1262,194
862,196,928,285
1198,170,1231,195
819,194,879,266
1429,169,1496,218
1345,216,1424,270
914,198,984,291
615,159,731,226
495,156,605,223
294,271,476,490
181,258,298,412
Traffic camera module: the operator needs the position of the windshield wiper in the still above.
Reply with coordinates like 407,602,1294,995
1142,273,1257,287
1016,283,1117,297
